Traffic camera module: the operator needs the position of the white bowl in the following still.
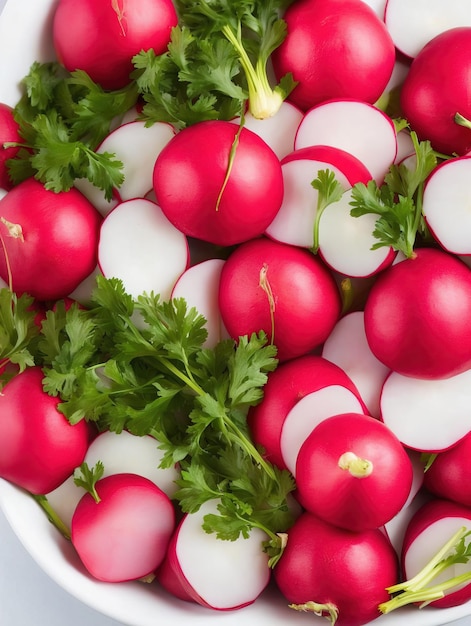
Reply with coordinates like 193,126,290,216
1,2,471,625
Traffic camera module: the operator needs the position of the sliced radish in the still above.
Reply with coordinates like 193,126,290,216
422,156,471,254
171,259,229,349
73,177,119,217
380,368,471,452
280,385,367,476
395,129,415,163
294,99,397,183
68,265,103,306
384,0,471,58
98,198,189,300
97,120,175,202
162,499,271,610
383,489,432,557
322,310,390,418
317,187,396,277
265,145,371,248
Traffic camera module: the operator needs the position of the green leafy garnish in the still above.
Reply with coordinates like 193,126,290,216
0,290,40,380
310,169,345,254
74,461,105,503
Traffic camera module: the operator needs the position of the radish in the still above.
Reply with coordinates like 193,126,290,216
423,431,471,508
95,120,176,209
153,120,284,247
0,366,91,494
364,247,471,379
71,472,175,582
0,178,102,300
384,0,471,59
0,102,21,191
383,488,432,558
295,412,413,532
52,0,178,90
381,498,471,612
248,355,365,470
273,510,399,626
322,310,391,418
98,198,189,301
218,237,341,362
158,499,271,610
421,156,471,255
400,27,471,156
359,0,387,20
294,99,398,183
171,258,229,349
271,0,395,111
265,145,372,249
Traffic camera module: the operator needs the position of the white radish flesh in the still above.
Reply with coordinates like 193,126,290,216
359,0,387,19
322,310,390,418
317,187,396,277
294,99,397,183
171,259,229,349
422,156,471,254
73,177,118,217
97,120,175,202
384,0,471,59
280,385,366,475
98,198,189,300
380,368,471,451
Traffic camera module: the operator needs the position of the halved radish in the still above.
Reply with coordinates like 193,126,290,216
380,368,471,452
159,499,271,610
322,310,390,418
422,156,471,255
294,99,397,183
248,355,365,471
96,120,175,204
265,145,372,248
98,198,189,300
171,258,228,349
384,0,471,59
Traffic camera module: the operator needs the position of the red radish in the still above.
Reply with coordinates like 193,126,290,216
423,431,471,508
265,145,372,249
380,367,471,452
271,0,395,111
98,198,189,300
153,120,284,247
322,310,391,418
0,178,102,300
231,101,304,160
158,499,271,610
171,259,229,349
295,412,413,531
96,120,175,208
421,156,471,254
384,0,471,59
385,498,471,611
273,510,399,626
294,99,398,183
248,355,365,470
0,103,22,190
71,473,175,582
400,27,471,156
0,366,90,494
52,0,178,90
218,237,341,362
364,247,471,379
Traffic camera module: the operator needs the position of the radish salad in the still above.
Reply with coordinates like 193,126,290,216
3,1,471,625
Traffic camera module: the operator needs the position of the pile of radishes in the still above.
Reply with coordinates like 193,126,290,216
3,0,471,625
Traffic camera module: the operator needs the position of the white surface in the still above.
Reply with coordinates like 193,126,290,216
1,0,471,625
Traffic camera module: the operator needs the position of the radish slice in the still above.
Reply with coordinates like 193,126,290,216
294,99,397,183
73,178,119,217
165,499,271,610
171,259,229,348
395,129,415,163
98,198,189,300
384,0,471,59
265,145,371,248
231,101,304,160
280,385,366,476
322,310,390,418
380,368,471,451
317,187,396,277
97,120,175,202
68,265,103,305
422,156,471,254
383,489,432,556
